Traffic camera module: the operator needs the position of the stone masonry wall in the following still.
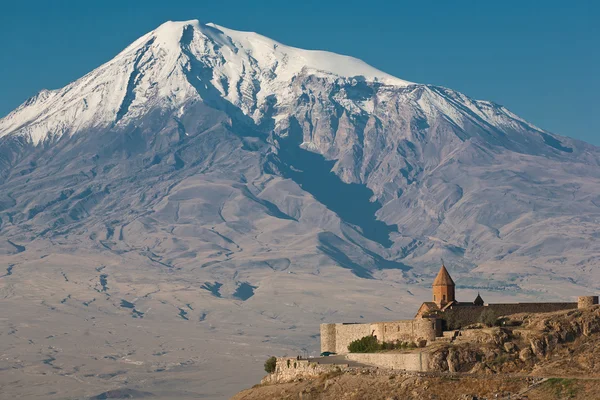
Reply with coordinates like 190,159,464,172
488,303,578,315
320,319,439,354
262,354,431,384
333,323,372,354
346,352,430,372
261,357,349,384
444,303,578,327
372,319,439,343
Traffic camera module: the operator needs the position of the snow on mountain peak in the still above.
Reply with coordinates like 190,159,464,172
1,19,566,152
146,20,413,86
0,19,416,144
203,22,413,87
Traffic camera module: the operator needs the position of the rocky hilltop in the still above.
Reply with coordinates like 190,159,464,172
234,306,600,399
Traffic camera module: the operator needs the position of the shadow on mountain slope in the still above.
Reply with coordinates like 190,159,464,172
317,232,410,278
274,117,397,248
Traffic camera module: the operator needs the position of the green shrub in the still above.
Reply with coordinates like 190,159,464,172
479,309,499,327
544,378,579,398
348,335,380,353
350,337,421,353
264,356,277,374
380,341,393,350
394,341,417,350
488,354,509,367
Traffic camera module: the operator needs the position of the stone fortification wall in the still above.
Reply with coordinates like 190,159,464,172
263,354,431,384
321,319,440,354
372,319,440,343
331,323,372,354
322,301,584,354
346,352,430,372
261,357,348,384
488,302,577,315
444,303,578,327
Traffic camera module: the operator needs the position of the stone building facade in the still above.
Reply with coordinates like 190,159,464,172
320,264,595,354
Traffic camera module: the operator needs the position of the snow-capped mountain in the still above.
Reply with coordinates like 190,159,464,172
2,19,600,399
0,20,409,145
2,18,600,283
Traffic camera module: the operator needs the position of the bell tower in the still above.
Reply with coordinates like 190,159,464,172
433,264,455,307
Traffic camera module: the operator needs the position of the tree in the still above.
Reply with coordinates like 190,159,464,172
264,356,277,373
348,335,380,353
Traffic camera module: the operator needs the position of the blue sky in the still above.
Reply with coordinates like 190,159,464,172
1,0,598,143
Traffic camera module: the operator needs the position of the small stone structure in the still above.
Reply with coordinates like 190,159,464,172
321,264,593,354
578,296,599,309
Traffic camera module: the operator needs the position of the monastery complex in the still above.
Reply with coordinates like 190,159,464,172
321,265,598,354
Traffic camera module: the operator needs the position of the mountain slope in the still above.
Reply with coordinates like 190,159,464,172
1,19,600,400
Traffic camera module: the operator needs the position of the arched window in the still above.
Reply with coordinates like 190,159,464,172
443,295,446,301
434,295,436,301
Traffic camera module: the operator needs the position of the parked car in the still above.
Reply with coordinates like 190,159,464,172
320,351,336,357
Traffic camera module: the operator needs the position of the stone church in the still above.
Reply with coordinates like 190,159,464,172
415,264,484,318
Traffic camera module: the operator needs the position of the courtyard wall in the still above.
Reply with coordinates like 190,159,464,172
320,319,440,354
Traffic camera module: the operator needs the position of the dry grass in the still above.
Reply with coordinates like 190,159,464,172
233,372,600,400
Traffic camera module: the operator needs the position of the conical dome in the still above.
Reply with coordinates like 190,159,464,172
474,293,484,306
433,265,455,286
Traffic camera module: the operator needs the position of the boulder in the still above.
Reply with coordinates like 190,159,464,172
529,338,545,358
519,348,533,362
503,342,516,353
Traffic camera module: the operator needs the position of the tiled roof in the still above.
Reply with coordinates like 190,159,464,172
433,264,455,286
